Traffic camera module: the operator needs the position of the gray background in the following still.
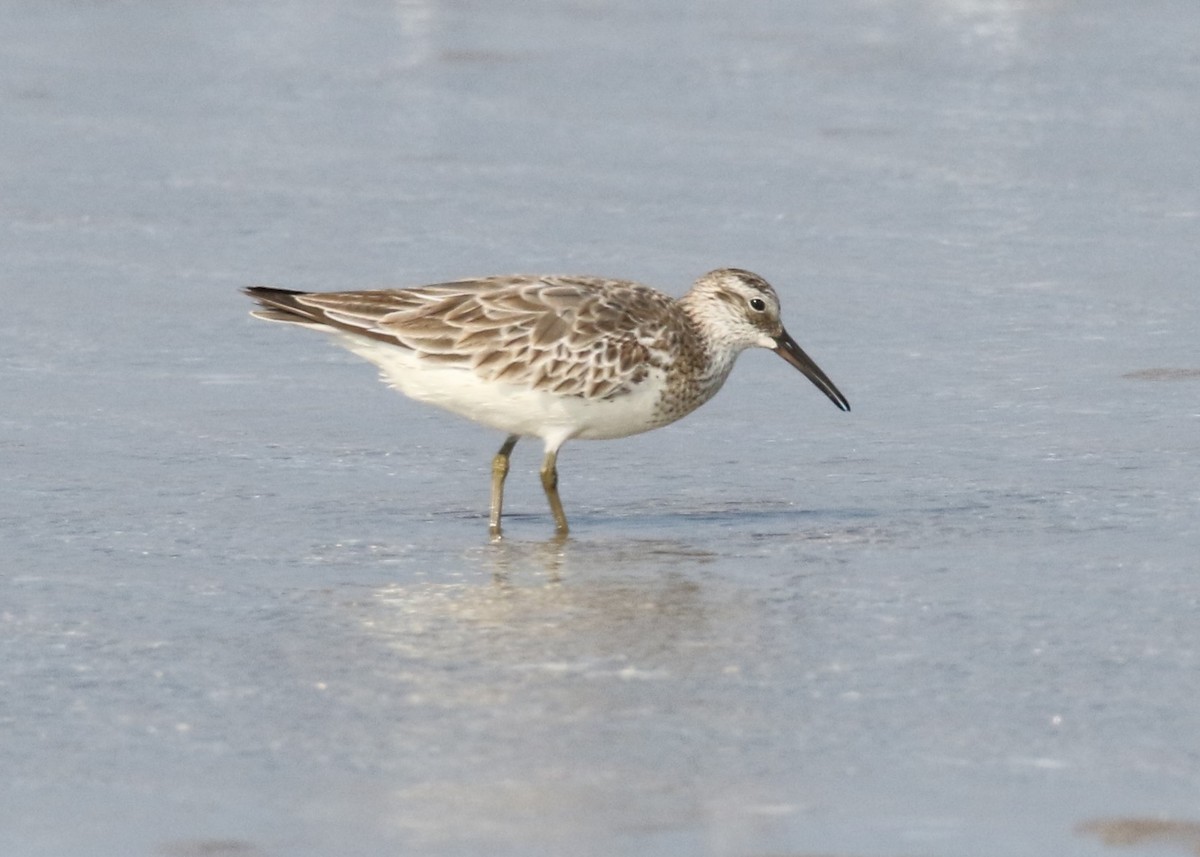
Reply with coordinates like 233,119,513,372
2,1,1198,855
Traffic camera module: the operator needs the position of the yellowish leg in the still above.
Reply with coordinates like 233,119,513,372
539,447,569,537
489,435,519,539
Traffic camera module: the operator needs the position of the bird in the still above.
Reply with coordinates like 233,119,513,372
244,268,849,538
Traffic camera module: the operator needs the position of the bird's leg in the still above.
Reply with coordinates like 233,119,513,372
489,435,519,539
539,447,569,537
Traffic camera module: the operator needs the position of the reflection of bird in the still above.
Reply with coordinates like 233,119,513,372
245,268,849,538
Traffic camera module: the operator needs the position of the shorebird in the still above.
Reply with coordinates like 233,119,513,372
245,268,849,538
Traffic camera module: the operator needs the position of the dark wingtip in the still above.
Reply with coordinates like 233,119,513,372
243,286,310,312
244,285,305,300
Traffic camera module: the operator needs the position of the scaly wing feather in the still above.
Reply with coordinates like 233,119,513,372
245,276,680,399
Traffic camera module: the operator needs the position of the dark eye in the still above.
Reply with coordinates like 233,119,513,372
749,298,766,312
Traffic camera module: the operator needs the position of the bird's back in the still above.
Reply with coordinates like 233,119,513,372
248,276,692,399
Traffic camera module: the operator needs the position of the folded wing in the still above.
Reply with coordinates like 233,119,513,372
245,276,674,399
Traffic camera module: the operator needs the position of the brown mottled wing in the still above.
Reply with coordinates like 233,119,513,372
248,276,675,399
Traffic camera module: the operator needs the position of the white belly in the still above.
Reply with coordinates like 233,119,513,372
338,335,668,448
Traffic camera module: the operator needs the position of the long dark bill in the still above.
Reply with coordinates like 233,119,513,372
773,329,851,412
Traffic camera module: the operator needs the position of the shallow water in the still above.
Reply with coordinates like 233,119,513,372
3,1,1200,855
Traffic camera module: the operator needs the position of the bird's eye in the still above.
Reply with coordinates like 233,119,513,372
749,298,766,312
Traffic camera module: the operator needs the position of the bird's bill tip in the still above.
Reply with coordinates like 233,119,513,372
772,331,850,412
